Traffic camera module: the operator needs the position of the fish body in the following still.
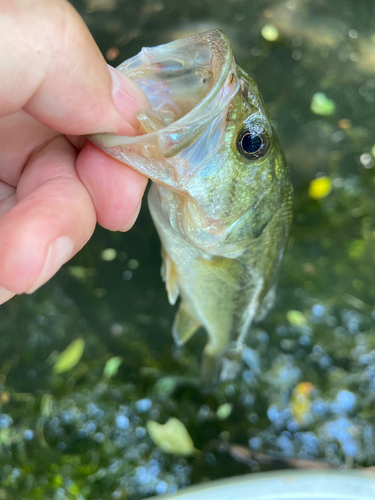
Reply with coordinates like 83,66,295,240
90,30,292,389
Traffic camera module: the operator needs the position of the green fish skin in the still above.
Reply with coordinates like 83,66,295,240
90,30,292,391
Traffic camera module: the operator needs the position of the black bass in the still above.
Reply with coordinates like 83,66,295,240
90,30,292,389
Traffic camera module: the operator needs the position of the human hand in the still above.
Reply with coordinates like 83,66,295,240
0,0,149,304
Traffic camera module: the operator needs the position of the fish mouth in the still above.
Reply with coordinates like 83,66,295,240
130,30,234,124
90,30,239,155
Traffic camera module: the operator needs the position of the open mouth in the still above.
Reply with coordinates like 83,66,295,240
90,30,239,157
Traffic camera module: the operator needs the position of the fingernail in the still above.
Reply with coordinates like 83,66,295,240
108,65,150,128
119,200,142,232
0,286,15,305
26,236,73,294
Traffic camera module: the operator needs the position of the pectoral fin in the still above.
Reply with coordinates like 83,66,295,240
172,302,201,346
161,249,179,305
198,256,244,289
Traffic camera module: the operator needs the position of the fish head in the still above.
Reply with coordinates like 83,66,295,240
173,68,290,257
90,30,238,162
191,66,286,222
90,30,289,253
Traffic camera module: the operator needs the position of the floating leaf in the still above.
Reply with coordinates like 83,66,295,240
146,418,195,456
216,403,233,420
153,377,178,396
286,310,307,327
101,248,117,261
348,239,366,260
261,24,279,41
128,259,139,270
103,357,122,378
67,266,95,280
52,474,63,488
308,177,332,200
337,118,351,130
310,92,336,116
53,338,85,374
40,394,52,418
291,382,314,423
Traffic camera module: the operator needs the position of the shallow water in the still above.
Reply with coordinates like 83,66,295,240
1,0,375,498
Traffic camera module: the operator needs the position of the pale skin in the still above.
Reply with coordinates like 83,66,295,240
0,0,149,304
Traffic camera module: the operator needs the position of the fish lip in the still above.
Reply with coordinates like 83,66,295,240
90,30,238,147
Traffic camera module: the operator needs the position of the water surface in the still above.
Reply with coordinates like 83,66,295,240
1,0,375,498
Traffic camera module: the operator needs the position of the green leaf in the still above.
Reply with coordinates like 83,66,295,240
216,403,233,420
286,310,307,327
53,338,85,374
67,266,95,280
101,248,117,261
40,394,52,418
261,24,279,42
153,377,178,396
103,357,122,378
310,92,336,116
348,239,366,260
146,418,195,456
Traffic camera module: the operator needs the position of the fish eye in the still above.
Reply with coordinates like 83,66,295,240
236,127,270,160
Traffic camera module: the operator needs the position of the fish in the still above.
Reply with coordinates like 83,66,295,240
90,30,293,390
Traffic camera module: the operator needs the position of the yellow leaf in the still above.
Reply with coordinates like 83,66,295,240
291,382,314,423
308,177,332,200
146,418,195,456
53,338,85,374
261,24,279,41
